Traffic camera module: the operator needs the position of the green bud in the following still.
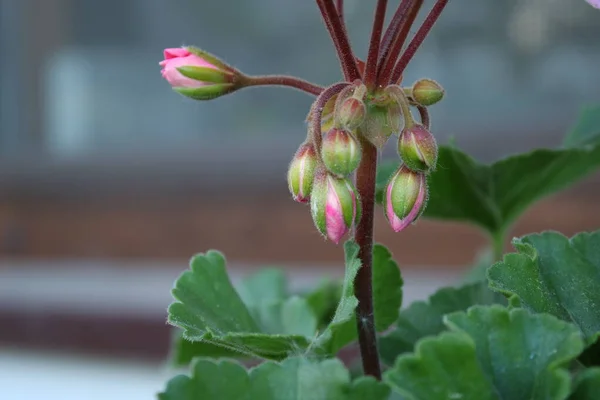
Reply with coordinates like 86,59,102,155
360,102,396,148
287,143,318,203
384,165,428,232
310,173,361,244
337,97,366,131
412,79,445,106
321,128,362,177
398,124,438,172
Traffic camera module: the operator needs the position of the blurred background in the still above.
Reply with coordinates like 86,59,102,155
1,0,599,398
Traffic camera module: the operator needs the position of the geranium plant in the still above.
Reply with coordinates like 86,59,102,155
157,1,600,399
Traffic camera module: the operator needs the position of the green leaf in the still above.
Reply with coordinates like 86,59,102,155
379,281,506,365
385,306,585,400
377,144,600,237
488,230,600,342
237,268,288,307
373,244,403,331
158,357,390,400
564,105,600,147
314,241,362,354
169,329,245,366
569,368,600,400
385,331,498,400
168,251,314,360
446,306,584,400
314,242,404,355
305,279,343,330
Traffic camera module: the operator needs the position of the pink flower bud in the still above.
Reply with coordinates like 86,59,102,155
586,0,600,8
384,165,427,232
287,143,318,203
412,79,445,106
398,124,438,172
321,128,362,177
159,47,236,100
311,173,361,244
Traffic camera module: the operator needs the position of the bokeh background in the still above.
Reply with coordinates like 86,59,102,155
1,0,599,398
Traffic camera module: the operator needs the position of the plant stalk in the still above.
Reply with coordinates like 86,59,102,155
363,0,388,89
353,136,382,380
317,0,361,81
242,75,324,96
390,0,449,83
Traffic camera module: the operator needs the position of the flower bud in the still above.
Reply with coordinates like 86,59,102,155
412,79,444,106
360,104,396,148
586,0,600,9
384,165,427,232
160,47,237,100
321,128,361,177
311,173,361,244
398,125,438,172
287,143,318,203
337,97,366,131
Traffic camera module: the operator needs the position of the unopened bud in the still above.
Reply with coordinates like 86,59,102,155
384,165,428,232
586,0,600,9
361,103,396,148
321,128,361,177
311,173,361,244
287,143,318,203
412,79,444,106
337,97,366,131
160,47,238,100
398,125,438,172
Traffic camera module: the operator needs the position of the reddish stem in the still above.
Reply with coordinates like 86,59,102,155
416,104,430,129
377,0,423,86
242,75,324,96
354,136,382,380
363,0,388,89
336,0,345,27
309,82,351,150
390,0,449,83
316,0,361,81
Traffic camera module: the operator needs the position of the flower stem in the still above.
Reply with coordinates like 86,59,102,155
390,0,449,83
316,0,361,81
309,82,351,150
364,0,388,89
377,0,423,86
335,0,345,28
353,136,382,380
242,75,324,96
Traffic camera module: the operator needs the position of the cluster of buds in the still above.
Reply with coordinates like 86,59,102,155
160,0,451,242
287,84,368,244
382,79,443,232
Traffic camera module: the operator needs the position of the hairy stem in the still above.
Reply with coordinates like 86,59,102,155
354,136,382,379
377,0,423,86
364,0,388,89
309,82,351,150
336,0,345,28
416,104,430,129
242,75,324,96
317,0,361,81
391,0,449,83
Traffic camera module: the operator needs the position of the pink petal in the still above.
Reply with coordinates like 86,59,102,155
160,54,217,88
586,0,600,8
163,48,191,59
325,178,348,244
